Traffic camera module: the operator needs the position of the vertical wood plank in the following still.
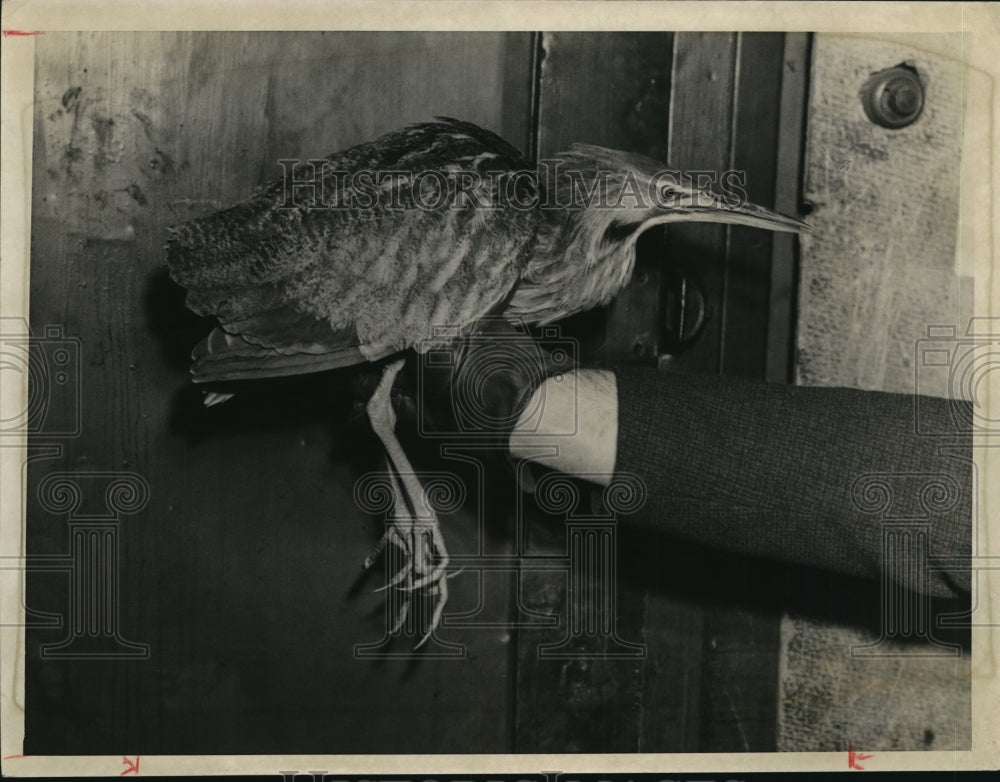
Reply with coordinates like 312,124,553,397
664,33,737,375
639,31,742,752
766,33,811,384
694,33,786,753
535,32,675,367
500,32,537,158
515,31,686,753
723,32,784,378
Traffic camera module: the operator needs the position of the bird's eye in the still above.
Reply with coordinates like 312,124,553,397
660,186,679,201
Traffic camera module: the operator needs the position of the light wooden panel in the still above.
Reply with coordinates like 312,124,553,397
779,32,972,753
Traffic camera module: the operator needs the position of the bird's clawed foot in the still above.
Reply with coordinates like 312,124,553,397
365,520,453,648
360,374,455,650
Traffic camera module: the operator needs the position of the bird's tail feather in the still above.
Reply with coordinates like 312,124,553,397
191,327,368,383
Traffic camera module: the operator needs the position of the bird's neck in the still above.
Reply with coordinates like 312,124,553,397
507,209,644,326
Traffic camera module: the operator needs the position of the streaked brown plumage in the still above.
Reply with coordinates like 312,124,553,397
167,118,539,383
168,118,807,381
166,117,808,644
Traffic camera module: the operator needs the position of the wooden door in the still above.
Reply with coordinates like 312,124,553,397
512,32,808,753
23,30,806,756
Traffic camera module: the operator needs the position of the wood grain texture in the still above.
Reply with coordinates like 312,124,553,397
664,33,737,377
766,33,811,385
25,30,530,755
779,32,972,753
25,30,805,756
513,32,796,753
694,32,785,754
723,32,783,379
517,31,704,754
665,32,788,752
535,32,675,367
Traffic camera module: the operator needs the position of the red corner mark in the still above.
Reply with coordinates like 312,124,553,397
848,741,873,770
3,755,25,760
2,30,44,37
121,756,140,776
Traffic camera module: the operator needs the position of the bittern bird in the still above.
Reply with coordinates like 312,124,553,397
166,117,808,645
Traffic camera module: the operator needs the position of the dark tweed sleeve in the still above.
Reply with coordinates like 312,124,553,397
614,367,972,599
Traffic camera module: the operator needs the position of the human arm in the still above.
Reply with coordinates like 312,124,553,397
510,367,972,599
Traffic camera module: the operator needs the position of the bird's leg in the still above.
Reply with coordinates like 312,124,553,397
383,466,413,635
373,463,416,592
363,516,413,575
378,460,447,637
366,358,451,643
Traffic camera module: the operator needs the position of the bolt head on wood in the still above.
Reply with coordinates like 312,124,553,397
861,66,925,129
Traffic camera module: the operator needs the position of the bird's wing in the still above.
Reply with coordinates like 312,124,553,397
166,118,539,381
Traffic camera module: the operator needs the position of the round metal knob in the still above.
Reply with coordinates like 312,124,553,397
861,66,925,129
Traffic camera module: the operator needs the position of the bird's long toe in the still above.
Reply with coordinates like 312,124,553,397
415,577,448,650
405,519,451,590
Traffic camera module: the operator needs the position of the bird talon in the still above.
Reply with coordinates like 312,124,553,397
407,568,448,591
376,556,416,592
414,574,448,649
362,534,388,571
390,599,410,635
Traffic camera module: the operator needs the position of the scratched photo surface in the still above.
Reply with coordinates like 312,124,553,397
22,30,971,756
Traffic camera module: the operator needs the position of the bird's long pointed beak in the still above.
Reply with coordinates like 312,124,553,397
678,200,811,233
